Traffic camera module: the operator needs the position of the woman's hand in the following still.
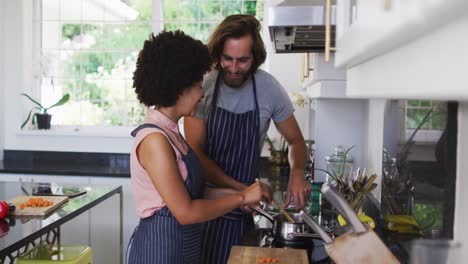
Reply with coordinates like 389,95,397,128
240,181,262,206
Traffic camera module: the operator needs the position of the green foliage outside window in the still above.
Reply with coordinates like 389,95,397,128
406,100,446,130
54,0,262,126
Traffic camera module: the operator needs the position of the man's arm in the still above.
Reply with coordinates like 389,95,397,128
184,116,247,191
274,115,311,210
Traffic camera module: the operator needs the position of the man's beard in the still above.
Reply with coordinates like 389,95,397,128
221,68,250,88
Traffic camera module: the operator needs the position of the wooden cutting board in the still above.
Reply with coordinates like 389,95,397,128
8,196,69,216
227,246,308,264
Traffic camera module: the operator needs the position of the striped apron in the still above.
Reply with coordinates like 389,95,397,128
127,124,205,264
200,73,260,264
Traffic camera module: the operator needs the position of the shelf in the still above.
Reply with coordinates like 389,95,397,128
306,80,347,99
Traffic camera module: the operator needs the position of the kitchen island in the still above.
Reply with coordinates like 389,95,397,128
0,181,122,263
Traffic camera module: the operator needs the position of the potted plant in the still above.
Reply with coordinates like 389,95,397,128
21,93,70,130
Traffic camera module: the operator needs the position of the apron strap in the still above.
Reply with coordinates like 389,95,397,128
131,123,185,155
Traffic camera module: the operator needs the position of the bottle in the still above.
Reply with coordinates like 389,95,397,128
325,145,354,182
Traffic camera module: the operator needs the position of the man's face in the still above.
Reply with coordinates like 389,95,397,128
220,35,254,88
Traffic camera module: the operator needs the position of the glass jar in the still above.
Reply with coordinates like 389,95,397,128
325,145,354,182
304,140,315,181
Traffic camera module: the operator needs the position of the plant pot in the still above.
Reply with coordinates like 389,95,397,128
34,113,52,130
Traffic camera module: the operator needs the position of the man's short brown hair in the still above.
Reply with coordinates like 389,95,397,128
207,14,266,73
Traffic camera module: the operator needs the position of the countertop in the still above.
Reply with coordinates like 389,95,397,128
0,150,130,177
0,181,122,259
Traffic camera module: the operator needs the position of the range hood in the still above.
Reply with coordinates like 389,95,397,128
268,0,336,53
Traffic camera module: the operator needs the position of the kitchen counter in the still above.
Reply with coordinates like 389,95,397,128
0,150,273,178
0,181,123,262
0,150,130,177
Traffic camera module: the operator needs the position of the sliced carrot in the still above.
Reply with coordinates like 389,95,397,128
257,257,265,263
20,203,26,209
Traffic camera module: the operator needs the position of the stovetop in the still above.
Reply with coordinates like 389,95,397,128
259,231,331,264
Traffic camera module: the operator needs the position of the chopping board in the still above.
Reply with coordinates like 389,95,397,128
8,196,69,216
228,246,308,264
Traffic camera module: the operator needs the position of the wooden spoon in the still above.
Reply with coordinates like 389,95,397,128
273,198,295,223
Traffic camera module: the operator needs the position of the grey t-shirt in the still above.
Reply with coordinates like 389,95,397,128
195,69,294,150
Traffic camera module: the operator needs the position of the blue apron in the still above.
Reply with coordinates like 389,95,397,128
127,124,205,264
200,73,260,264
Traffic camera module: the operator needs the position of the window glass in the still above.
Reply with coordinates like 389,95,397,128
34,0,262,127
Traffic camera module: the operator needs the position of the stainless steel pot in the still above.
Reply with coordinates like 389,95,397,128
251,206,320,241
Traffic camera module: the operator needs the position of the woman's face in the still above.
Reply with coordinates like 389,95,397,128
179,80,204,116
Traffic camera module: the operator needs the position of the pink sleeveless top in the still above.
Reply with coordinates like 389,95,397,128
130,108,188,218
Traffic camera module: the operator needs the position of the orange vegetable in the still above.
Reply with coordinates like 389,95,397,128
257,257,265,263
20,203,26,210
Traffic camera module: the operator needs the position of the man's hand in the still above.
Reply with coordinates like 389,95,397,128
284,170,311,210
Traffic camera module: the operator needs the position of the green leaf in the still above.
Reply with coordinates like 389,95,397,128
44,93,70,111
21,109,33,129
21,93,44,110
339,145,355,177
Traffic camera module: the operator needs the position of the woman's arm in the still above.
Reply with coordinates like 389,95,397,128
138,133,262,225
204,187,238,199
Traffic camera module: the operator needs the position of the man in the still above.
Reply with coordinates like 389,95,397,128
184,14,310,264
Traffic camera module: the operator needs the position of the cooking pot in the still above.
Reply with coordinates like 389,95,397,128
251,206,321,241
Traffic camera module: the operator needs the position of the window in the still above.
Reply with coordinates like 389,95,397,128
32,0,263,128
404,100,447,143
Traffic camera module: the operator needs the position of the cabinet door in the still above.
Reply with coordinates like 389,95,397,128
335,0,468,68
89,177,136,264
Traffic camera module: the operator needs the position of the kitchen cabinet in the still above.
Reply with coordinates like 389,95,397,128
300,53,368,182
335,0,468,68
334,0,468,100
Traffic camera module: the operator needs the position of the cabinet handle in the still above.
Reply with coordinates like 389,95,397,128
325,0,337,62
301,53,313,83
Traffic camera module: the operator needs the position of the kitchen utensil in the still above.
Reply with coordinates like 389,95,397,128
273,198,295,223
250,206,317,241
298,211,333,244
227,246,308,264
321,184,367,233
319,185,400,264
351,174,377,210
8,196,68,216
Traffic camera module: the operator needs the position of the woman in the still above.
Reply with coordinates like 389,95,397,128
126,31,266,264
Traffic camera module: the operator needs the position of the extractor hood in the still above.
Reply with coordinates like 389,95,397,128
268,0,336,53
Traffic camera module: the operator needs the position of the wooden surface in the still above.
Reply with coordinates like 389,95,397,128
326,230,399,264
227,246,308,264
9,196,69,216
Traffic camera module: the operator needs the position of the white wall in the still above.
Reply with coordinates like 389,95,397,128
455,102,468,260
366,99,386,199
314,98,368,182
0,0,5,160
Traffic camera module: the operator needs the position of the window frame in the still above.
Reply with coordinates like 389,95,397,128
30,0,263,135
399,100,445,144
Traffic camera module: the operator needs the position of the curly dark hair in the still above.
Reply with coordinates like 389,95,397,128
207,14,266,73
133,30,211,107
